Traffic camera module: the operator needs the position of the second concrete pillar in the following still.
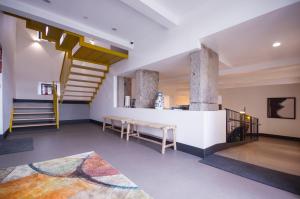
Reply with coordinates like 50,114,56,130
135,69,159,108
189,45,219,111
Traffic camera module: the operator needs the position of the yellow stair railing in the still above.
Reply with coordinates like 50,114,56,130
9,107,14,133
52,81,59,129
59,51,72,103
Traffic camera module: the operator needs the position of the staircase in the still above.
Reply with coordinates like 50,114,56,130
59,52,108,102
7,17,128,132
10,103,56,130
25,19,128,103
9,83,59,132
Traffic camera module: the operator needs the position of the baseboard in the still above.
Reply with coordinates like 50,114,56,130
177,143,205,158
1,129,10,139
7,120,90,135
60,119,90,124
13,98,89,104
260,133,300,142
90,119,102,125
203,139,257,157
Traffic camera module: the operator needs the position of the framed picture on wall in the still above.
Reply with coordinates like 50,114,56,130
267,97,296,119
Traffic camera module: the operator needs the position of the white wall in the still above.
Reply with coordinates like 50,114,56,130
220,83,300,138
60,104,90,121
90,74,226,149
14,20,64,100
0,14,16,134
0,74,2,133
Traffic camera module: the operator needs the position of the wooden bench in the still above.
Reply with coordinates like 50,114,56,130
102,115,130,138
102,115,177,154
125,119,177,154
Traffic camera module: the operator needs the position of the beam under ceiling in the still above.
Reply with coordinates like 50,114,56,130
120,0,179,29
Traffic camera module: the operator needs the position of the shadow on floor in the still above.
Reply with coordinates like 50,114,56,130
200,154,300,195
0,138,34,155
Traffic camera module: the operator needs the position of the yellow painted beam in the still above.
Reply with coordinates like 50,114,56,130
79,37,128,58
56,31,80,52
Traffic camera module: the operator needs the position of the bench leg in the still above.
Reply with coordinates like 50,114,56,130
121,122,124,139
173,128,177,150
162,128,167,154
136,125,140,137
111,120,115,129
102,119,106,132
126,123,131,141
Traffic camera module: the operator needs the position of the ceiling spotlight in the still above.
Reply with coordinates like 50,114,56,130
112,27,117,31
45,26,49,36
42,0,51,3
89,40,95,45
59,33,66,45
272,42,281,47
83,16,88,20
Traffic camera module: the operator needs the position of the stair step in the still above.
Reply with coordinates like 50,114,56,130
64,90,95,94
64,94,92,97
72,64,107,73
70,72,103,78
13,123,56,128
14,112,54,115
14,107,53,109
68,78,101,84
66,84,98,89
13,117,55,121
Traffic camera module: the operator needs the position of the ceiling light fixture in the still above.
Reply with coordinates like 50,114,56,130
59,33,66,45
112,27,117,31
83,16,88,20
272,42,281,48
89,40,95,45
42,0,51,3
45,26,49,36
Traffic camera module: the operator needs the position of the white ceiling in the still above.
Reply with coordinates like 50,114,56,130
201,2,300,68
1,0,299,89
136,2,300,88
150,0,208,22
11,0,165,45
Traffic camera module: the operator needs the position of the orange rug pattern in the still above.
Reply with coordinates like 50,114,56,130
0,152,151,199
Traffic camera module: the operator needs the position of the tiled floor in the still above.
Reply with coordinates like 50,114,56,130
0,123,299,199
216,137,300,176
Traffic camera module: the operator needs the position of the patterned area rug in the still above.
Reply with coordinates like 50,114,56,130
0,151,151,199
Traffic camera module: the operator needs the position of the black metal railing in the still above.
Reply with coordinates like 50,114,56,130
225,108,259,143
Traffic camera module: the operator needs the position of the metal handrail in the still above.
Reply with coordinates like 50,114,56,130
225,108,259,143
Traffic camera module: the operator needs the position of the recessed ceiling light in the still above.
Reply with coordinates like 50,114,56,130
272,42,281,47
112,27,117,31
45,26,49,36
89,40,95,45
83,16,88,20
59,33,66,45
42,0,51,3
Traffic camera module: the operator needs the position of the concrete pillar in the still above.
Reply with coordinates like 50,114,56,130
117,76,131,107
135,69,159,108
189,45,219,111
